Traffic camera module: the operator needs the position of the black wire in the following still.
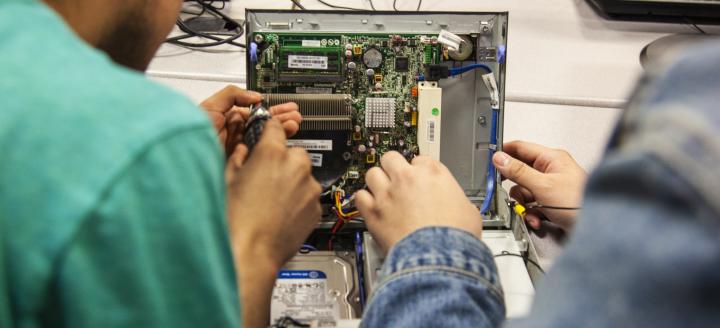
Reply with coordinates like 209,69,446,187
171,17,245,47
290,0,307,10
316,0,363,10
527,204,581,211
494,251,545,274
682,16,706,34
392,0,422,11
368,0,376,11
272,316,311,328
166,0,245,49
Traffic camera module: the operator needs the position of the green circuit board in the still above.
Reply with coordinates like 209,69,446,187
250,32,442,198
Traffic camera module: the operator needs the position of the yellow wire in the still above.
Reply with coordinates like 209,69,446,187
335,191,359,218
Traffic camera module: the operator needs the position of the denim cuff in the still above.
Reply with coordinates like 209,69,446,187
379,226,501,290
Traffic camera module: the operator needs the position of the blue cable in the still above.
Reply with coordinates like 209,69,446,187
417,63,492,81
300,244,317,251
448,63,492,76
355,232,367,307
480,108,498,215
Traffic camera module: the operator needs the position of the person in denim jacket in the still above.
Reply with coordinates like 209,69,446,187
357,42,720,327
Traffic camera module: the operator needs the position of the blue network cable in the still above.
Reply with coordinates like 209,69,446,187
417,63,492,81
355,232,366,307
480,107,499,215
448,63,492,76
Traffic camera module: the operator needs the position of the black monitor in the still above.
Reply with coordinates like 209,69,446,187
587,0,720,23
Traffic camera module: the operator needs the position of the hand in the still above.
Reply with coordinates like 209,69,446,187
199,85,302,155
225,118,321,271
224,119,321,328
355,152,483,253
492,141,587,231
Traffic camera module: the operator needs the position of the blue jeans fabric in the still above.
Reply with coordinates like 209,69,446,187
361,42,720,327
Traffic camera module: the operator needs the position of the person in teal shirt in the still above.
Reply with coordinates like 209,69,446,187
0,0,322,327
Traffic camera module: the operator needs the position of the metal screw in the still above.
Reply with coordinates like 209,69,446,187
254,34,264,43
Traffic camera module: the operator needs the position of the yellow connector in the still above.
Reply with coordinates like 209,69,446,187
366,153,376,163
411,111,418,126
353,45,362,55
374,74,383,83
514,203,526,219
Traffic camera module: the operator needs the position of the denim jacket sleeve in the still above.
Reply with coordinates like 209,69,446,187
508,42,720,328
360,227,505,328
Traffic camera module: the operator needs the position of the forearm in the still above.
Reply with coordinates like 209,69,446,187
234,246,278,328
361,227,505,328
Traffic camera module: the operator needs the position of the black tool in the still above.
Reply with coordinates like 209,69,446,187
244,101,272,152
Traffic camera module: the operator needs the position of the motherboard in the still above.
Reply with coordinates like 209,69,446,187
250,32,450,212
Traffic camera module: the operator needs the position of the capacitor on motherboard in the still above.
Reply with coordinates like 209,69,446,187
345,50,353,59
347,61,357,70
366,69,375,86
398,139,405,147
403,121,412,128
374,133,380,144
354,125,361,133
367,141,374,148
370,148,377,155
358,144,367,153
345,43,353,50
374,82,383,90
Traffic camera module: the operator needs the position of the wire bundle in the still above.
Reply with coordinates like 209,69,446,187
165,0,245,49
327,190,362,249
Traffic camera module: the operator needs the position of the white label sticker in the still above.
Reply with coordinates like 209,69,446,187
427,120,436,143
288,55,328,70
271,270,339,326
301,40,322,47
287,139,333,151
309,153,323,167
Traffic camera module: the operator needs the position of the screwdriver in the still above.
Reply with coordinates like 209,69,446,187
243,100,272,153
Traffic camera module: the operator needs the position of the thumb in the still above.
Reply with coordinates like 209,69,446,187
493,151,546,191
225,144,249,184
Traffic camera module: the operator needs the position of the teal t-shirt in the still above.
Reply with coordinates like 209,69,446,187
0,1,240,327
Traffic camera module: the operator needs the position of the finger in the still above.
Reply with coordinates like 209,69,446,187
226,107,246,125
509,185,535,205
273,111,303,126
525,211,543,230
365,167,391,196
229,144,249,169
493,151,546,191
224,144,247,183
201,85,262,113
269,102,300,117
410,155,434,167
257,118,287,148
282,120,300,138
379,151,411,180
355,190,379,222
502,140,553,166
237,107,251,120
